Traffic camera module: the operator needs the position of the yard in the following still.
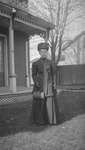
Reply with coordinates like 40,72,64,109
0,91,85,150
0,114,85,150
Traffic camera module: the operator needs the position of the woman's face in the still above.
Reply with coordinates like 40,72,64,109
39,49,47,58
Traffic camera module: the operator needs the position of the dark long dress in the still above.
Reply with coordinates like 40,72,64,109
32,58,49,124
32,57,57,125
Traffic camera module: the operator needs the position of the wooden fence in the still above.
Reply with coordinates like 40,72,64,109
56,64,85,86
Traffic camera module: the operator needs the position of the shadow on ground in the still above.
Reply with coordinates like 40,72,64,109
0,100,49,137
0,91,85,137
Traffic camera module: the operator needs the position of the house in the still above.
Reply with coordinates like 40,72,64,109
0,0,53,96
57,31,85,65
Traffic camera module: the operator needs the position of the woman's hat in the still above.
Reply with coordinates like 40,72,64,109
38,42,49,51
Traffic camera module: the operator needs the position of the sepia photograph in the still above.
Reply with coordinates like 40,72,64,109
0,0,85,149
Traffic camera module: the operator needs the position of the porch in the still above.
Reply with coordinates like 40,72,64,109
0,1,53,94
0,87,32,107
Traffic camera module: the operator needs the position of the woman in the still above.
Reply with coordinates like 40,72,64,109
32,42,57,125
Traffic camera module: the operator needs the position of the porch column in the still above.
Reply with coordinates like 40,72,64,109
25,39,30,88
9,17,16,92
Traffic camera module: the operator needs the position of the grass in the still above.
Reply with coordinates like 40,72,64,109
0,91,85,150
0,114,85,150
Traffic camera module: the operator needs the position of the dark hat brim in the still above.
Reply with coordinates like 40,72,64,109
38,42,49,51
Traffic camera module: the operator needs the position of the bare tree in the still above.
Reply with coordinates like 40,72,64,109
46,0,72,122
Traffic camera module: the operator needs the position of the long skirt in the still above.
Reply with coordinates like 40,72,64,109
46,82,58,125
32,98,49,124
46,96,57,124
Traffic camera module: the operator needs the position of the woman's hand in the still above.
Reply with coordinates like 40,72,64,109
41,92,45,99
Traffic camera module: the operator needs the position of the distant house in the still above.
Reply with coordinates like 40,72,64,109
59,32,85,65
69,31,85,65
0,0,53,94
75,32,85,64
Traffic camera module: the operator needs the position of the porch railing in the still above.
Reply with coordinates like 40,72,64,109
0,0,29,11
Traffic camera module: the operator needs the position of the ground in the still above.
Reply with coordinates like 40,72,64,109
0,114,85,150
0,91,85,150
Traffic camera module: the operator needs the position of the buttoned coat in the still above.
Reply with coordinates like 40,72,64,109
32,57,52,93
32,57,57,125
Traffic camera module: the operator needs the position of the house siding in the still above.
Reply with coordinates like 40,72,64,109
14,31,28,87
